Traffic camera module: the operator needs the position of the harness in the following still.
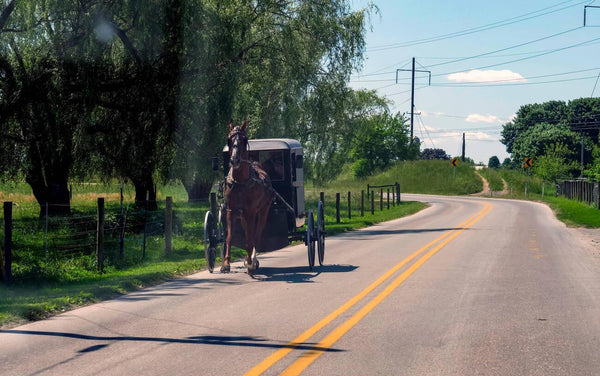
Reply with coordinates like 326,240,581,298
225,161,274,218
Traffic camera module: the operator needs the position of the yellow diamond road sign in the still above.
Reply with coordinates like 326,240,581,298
524,157,533,168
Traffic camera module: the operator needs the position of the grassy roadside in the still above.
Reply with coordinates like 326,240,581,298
0,191,425,328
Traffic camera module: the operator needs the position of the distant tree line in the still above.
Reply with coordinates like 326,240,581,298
0,0,423,215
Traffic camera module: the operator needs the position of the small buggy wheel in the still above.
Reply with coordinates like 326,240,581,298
204,211,217,273
317,200,326,266
306,209,315,269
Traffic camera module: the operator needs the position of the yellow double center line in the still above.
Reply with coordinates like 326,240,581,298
245,202,493,376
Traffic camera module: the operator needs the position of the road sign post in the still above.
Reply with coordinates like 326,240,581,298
451,158,457,185
523,158,533,198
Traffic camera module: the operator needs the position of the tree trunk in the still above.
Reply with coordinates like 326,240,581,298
26,175,71,217
182,176,212,203
131,175,158,210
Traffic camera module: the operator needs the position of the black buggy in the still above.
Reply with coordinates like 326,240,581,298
203,138,326,272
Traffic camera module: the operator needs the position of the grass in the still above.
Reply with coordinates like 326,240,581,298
2,160,599,328
477,168,505,192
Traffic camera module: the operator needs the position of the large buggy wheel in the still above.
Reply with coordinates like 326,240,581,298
317,200,326,266
218,205,226,262
306,209,315,269
204,211,218,273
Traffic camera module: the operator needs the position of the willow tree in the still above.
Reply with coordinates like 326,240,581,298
173,0,376,200
0,0,94,215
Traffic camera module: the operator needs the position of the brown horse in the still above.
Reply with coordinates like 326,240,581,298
222,120,273,273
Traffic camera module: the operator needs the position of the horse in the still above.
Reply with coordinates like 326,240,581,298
221,120,273,274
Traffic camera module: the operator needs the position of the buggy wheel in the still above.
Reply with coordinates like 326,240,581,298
218,206,226,262
317,200,325,266
204,211,217,273
306,209,315,269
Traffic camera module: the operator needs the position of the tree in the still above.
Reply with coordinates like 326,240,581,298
567,97,600,141
510,122,579,169
0,0,93,215
488,156,500,168
350,112,415,178
501,100,568,154
421,148,450,160
534,143,577,184
584,135,600,180
502,157,512,168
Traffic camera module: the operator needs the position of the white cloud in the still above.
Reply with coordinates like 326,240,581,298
446,69,526,83
465,114,501,124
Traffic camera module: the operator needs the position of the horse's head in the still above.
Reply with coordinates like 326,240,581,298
228,120,248,169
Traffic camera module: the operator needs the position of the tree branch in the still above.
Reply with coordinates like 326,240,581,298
0,0,17,31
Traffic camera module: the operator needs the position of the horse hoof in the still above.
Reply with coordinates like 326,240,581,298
247,260,259,275
220,264,230,273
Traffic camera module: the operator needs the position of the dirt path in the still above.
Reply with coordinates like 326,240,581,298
473,171,509,196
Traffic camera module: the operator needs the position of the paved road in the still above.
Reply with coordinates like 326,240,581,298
2,195,600,375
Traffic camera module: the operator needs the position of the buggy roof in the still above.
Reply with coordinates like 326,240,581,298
223,138,302,152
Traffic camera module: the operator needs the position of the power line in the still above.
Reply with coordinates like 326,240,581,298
352,68,600,86
366,0,588,52
354,38,600,81
433,34,600,78
425,27,583,69
591,71,600,96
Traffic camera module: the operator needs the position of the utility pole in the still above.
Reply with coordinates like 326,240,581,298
462,132,466,162
396,57,431,143
410,57,415,142
584,5,600,26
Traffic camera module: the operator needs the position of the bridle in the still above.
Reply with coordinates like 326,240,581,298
228,126,251,169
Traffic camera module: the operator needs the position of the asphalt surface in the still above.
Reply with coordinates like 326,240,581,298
2,194,600,375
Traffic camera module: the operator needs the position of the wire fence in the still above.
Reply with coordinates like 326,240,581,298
1,185,402,285
1,198,209,284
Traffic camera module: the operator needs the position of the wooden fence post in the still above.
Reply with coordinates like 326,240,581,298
320,192,325,207
97,198,105,272
379,188,383,211
387,189,390,209
371,191,374,215
396,182,401,204
165,196,173,254
361,190,365,217
347,192,351,220
336,193,340,224
3,202,12,284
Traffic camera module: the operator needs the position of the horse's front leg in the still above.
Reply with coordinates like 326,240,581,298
221,210,233,273
243,213,257,271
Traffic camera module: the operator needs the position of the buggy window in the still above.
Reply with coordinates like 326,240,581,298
260,151,285,181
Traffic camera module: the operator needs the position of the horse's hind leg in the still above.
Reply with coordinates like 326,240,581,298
221,211,233,273
243,214,256,271
248,201,270,272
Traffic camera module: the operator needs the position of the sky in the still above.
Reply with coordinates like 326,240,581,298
349,0,600,164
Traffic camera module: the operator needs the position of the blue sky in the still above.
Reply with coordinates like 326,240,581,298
349,0,600,164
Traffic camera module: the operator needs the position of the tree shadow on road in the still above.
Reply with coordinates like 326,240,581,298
0,330,345,353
